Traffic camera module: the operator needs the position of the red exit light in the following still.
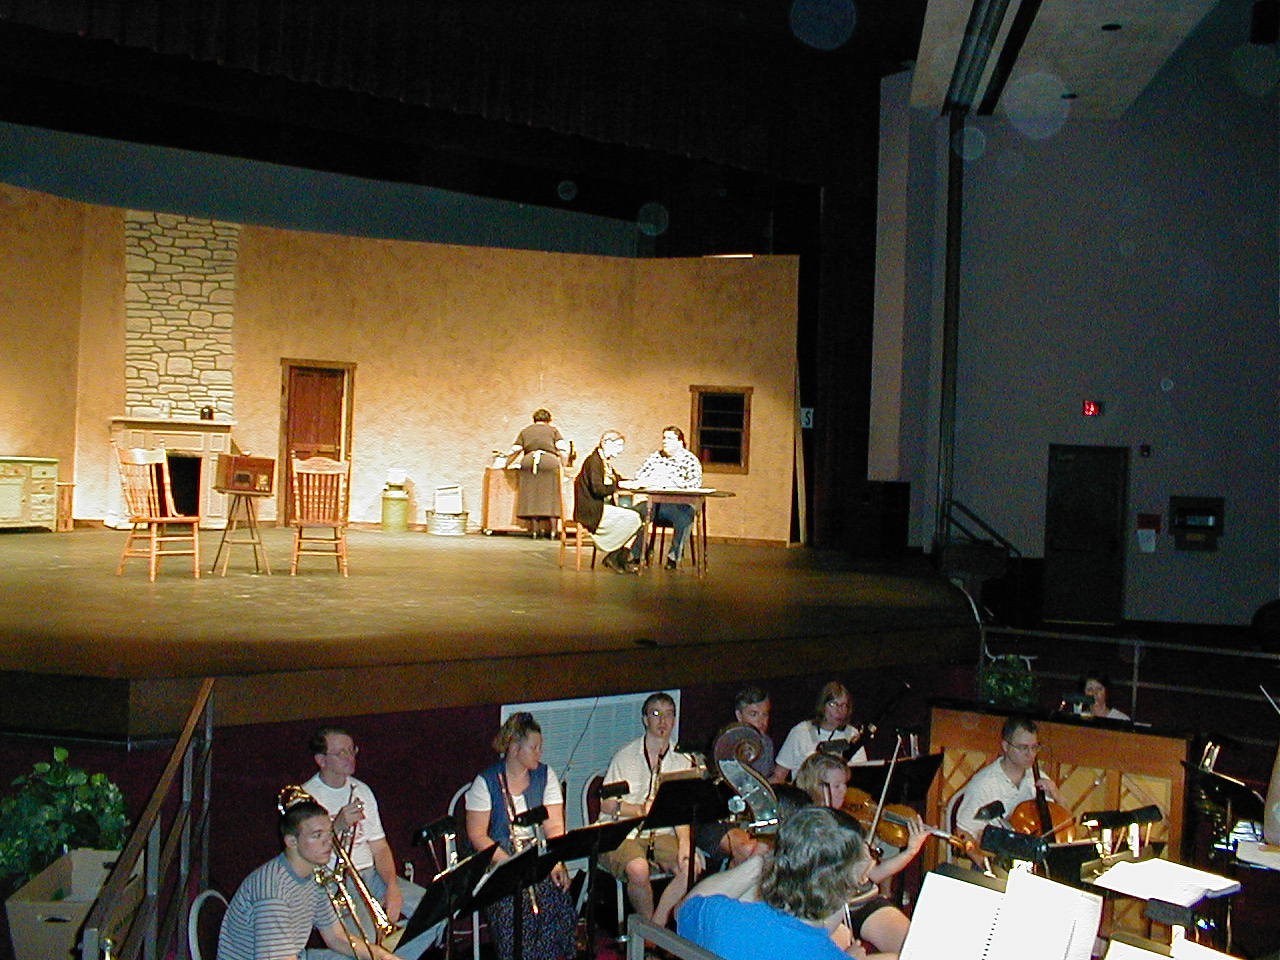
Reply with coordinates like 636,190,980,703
1082,400,1103,417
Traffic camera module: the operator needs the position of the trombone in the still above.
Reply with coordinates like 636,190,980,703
277,785,400,951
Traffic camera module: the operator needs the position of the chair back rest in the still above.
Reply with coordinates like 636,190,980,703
449,782,477,860
582,771,606,825
291,457,350,525
560,470,576,524
187,888,228,960
116,445,182,519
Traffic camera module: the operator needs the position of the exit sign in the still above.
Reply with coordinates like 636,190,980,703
1082,400,1104,417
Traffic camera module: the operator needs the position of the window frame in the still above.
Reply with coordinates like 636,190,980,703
689,385,752,475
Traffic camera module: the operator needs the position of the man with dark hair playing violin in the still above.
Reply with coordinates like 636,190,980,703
953,716,1067,847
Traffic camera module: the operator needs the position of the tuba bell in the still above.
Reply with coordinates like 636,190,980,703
712,723,780,835
277,785,400,948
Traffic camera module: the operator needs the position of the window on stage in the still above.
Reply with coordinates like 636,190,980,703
690,386,751,474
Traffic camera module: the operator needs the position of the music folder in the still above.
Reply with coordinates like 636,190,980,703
844,752,944,804
543,817,643,865
642,777,728,832
469,844,551,915
398,843,495,946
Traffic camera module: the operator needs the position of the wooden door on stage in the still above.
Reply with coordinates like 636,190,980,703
280,362,354,524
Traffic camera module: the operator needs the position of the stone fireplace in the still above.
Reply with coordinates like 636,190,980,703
108,416,234,528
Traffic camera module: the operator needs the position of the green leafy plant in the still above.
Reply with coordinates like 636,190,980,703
979,655,1039,709
0,747,129,896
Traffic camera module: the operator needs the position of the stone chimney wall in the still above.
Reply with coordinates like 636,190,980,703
124,211,239,418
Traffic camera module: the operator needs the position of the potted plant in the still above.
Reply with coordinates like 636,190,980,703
0,747,129,898
978,654,1039,710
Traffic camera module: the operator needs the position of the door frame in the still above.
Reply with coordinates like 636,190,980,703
279,359,356,524
1043,443,1129,625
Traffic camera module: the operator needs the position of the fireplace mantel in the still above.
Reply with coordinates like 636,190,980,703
109,416,237,529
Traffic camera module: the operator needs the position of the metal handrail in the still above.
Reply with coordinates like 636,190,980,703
626,915,725,960
81,678,215,960
942,498,1023,559
979,624,1280,750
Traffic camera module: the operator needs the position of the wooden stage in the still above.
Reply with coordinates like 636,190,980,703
0,526,977,738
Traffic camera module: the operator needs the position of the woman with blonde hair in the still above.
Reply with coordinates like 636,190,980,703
464,713,576,960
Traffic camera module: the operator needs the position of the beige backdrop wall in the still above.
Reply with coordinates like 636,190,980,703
235,227,798,544
0,185,799,545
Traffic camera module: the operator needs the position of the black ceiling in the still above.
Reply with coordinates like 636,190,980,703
0,0,926,254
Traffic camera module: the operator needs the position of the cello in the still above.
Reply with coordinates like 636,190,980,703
1007,758,1075,842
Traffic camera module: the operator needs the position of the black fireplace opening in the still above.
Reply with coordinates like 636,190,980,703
166,453,201,517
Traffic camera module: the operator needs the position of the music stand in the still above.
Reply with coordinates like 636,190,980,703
471,844,563,960
845,752,944,805
642,777,730,904
538,817,642,959
398,844,495,959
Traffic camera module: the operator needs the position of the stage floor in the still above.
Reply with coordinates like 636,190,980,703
0,527,976,736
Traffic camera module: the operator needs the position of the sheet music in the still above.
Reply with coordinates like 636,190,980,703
985,868,1102,960
899,867,1004,960
1105,940,1169,959
1171,940,1239,959
901,866,1101,960
1092,858,1240,907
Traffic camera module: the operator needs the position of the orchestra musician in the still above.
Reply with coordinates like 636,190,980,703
953,716,1067,844
464,712,576,960
772,681,867,783
794,752,925,954
597,691,701,927
301,727,425,936
1081,673,1130,720
677,806,894,960
217,797,398,960
696,685,775,868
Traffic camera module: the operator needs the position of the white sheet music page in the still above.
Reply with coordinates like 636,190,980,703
1092,858,1240,907
1105,940,1170,959
984,868,1102,960
898,867,1003,960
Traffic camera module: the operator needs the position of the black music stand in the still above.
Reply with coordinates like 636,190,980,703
471,844,559,960
398,844,495,959
538,817,642,959
642,777,730,904
845,752,943,805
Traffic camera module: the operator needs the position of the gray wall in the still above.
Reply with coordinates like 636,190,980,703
0,121,640,257
896,0,1279,624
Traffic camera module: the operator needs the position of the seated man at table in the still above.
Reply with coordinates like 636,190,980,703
624,425,703,570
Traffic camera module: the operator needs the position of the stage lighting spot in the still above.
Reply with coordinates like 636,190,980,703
1228,44,1280,97
557,180,578,202
1003,71,1071,140
789,0,857,51
636,202,669,237
951,124,987,161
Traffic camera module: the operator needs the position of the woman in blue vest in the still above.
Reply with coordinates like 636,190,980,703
464,712,577,960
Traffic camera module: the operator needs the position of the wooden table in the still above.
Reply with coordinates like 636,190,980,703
628,487,734,577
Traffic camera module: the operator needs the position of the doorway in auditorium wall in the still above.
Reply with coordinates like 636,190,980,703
1042,444,1129,625
280,361,355,524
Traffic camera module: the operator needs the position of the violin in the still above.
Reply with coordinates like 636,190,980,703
1007,759,1075,842
840,788,972,855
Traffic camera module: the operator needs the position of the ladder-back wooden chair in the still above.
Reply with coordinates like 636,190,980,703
289,456,351,576
114,444,201,581
558,469,597,570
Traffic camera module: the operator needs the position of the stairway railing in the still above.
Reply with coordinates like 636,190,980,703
80,678,215,960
